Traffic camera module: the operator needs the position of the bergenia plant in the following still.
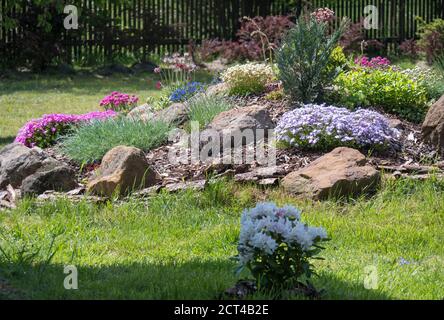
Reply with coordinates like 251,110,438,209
155,52,197,87
237,202,328,290
15,110,116,148
99,91,139,112
275,104,399,151
354,56,391,69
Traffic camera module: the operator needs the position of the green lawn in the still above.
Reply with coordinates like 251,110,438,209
0,73,162,148
0,72,443,300
0,178,443,299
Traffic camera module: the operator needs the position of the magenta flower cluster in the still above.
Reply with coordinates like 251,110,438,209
354,56,391,69
99,91,139,112
15,110,117,148
275,104,399,151
311,8,335,23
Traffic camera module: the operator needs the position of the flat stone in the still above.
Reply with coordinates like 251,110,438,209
258,178,279,186
164,180,207,193
282,147,380,200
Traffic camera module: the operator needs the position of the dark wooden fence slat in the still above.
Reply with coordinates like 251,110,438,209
0,0,443,65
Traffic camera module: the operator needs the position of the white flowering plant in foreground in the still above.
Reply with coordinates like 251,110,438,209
236,202,329,290
221,62,275,95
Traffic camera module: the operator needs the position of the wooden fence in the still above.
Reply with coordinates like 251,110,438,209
1,0,444,65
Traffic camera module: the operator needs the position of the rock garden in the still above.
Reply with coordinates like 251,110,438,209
1,8,444,300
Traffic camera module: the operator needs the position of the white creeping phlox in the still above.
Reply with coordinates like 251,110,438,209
238,202,327,266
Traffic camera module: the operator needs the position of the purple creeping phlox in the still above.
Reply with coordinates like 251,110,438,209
15,110,117,148
275,104,400,151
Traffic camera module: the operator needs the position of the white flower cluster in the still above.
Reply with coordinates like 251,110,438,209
221,62,275,95
162,52,197,72
238,202,328,266
401,66,443,84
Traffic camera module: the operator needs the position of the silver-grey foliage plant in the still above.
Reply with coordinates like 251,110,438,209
276,15,348,103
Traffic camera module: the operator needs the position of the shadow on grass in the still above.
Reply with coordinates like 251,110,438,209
0,70,214,96
0,260,391,300
0,73,155,96
0,136,16,147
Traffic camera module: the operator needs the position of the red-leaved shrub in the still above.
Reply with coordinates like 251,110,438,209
198,15,294,62
399,39,420,58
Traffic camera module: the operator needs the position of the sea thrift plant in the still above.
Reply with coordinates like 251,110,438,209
15,111,116,148
311,7,335,23
156,52,197,87
221,62,275,95
237,202,328,289
275,104,399,151
169,81,206,102
99,91,139,112
354,56,391,69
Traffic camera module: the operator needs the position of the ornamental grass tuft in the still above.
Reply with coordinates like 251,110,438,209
59,117,171,164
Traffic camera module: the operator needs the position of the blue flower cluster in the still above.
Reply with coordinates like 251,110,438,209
275,104,400,151
169,82,205,102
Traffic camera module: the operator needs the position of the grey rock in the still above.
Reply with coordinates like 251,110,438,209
127,104,155,122
155,103,189,125
164,180,207,193
0,143,46,189
21,160,77,196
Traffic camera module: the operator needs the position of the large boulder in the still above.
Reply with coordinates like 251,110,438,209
281,147,380,200
21,159,77,196
422,95,444,153
0,143,77,195
87,146,159,197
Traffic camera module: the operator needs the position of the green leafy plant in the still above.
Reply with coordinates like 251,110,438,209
265,89,285,101
276,14,348,103
333,68,429,122
221,62,275,96
188,94,234,129
325,46,348,78
59,117,171,164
